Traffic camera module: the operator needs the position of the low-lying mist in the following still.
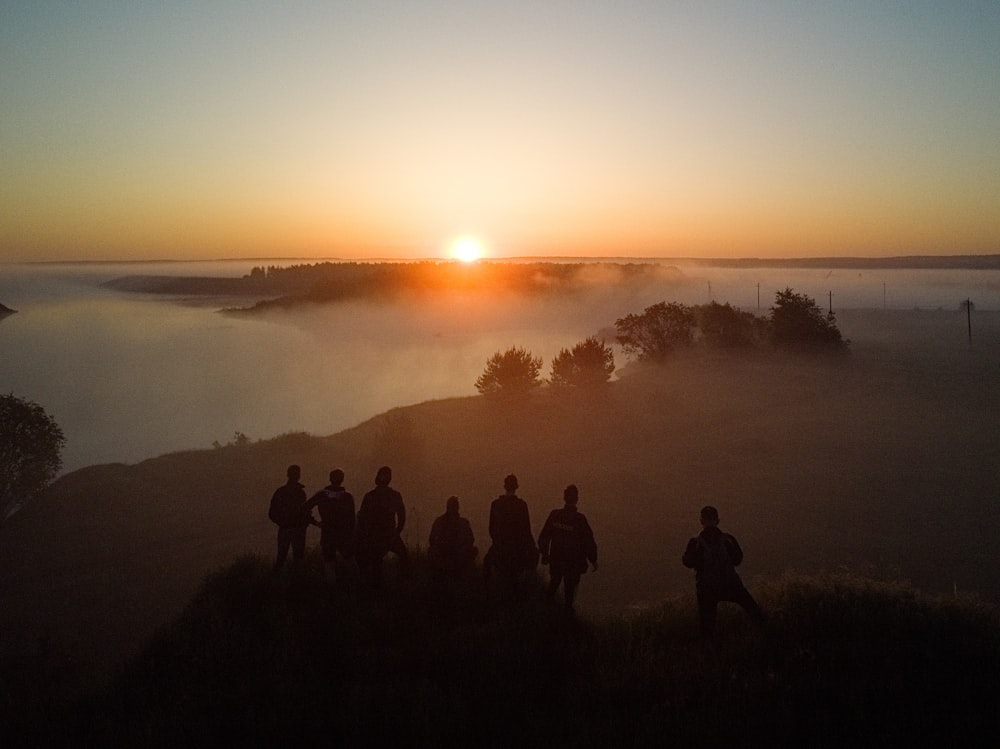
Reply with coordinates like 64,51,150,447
2,260,997,475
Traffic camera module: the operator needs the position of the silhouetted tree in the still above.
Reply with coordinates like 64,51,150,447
475,347,543,395
770,288,845,350
615,301,695,361
695,302,766,348
550,337,615,388
1,394,65,521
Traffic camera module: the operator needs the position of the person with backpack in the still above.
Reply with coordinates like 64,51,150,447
355,465,408,589
268,464,316,571
537,484,597,613
303,468,356,586
682,505,763,636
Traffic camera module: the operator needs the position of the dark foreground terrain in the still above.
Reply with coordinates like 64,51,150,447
4,554,999,747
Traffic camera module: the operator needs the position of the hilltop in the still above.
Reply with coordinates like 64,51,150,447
2,337,998,674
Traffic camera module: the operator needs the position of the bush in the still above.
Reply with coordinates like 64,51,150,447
1,394,65,520
550,337,615,388
695,302,766,348
769,288,846,350
615,301,695,362
475,347,543,395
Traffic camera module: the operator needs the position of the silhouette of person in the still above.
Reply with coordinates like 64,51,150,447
485,474,537,599
538,484,597,613
303,469,356,586
682,505,763,636
428,495,478,583
268,464,314,571
355,465,408,589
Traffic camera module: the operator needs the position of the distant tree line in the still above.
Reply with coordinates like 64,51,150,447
230,261,676,313
475,288,846,395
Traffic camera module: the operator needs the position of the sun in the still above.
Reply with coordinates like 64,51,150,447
450,236,485,263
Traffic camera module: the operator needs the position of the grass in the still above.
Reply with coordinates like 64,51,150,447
5,553,1000,748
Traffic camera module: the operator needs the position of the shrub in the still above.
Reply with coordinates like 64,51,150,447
695,302,767,348
1,393,65,521
549,337,615,388
475,347,543,395
770,288,845,350
615,301,695,361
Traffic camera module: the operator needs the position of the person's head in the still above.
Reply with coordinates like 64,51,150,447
446,495,460,514
286,464,301,482
563,484,579,506
503,474,518,493
375,465,392,486
329,468,345,487
700,505,720,527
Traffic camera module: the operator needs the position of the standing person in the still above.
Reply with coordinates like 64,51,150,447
268,464,314,571
537,484,597,613
355,465,408,589
485,474,537,599
682,505,763,637
428,495,478,583
303,469,356,586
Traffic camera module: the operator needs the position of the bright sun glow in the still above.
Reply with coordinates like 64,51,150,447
450,236,485,263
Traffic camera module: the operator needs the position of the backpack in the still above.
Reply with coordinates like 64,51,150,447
269,486,302,527
698,534,735,589
268,492,283,525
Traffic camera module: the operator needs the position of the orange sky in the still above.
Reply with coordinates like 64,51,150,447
3,3,999,262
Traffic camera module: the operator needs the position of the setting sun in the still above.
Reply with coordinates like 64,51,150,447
450,236,485,263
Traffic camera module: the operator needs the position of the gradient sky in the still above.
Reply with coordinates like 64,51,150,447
2,1,999,262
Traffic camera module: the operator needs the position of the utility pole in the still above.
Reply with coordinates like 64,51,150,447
967,298,973,343
757,283,760,311
828,290,833,316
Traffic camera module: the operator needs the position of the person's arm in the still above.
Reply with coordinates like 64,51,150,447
583,516,598,570
521,502,536,550
459,518,475,550
488,501,499,542
395,493,406,535
537,512,553,562
355,496,369,539
303,492,322,526
428,517,442,549
345,494,356,536
727,534,744,566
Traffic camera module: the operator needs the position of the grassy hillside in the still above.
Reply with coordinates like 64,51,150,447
1,328,998,676
6,554,1000,747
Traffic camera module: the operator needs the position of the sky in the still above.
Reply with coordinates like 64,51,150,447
2,1,999,262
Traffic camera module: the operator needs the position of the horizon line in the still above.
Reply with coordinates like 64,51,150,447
7,252,1000,269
